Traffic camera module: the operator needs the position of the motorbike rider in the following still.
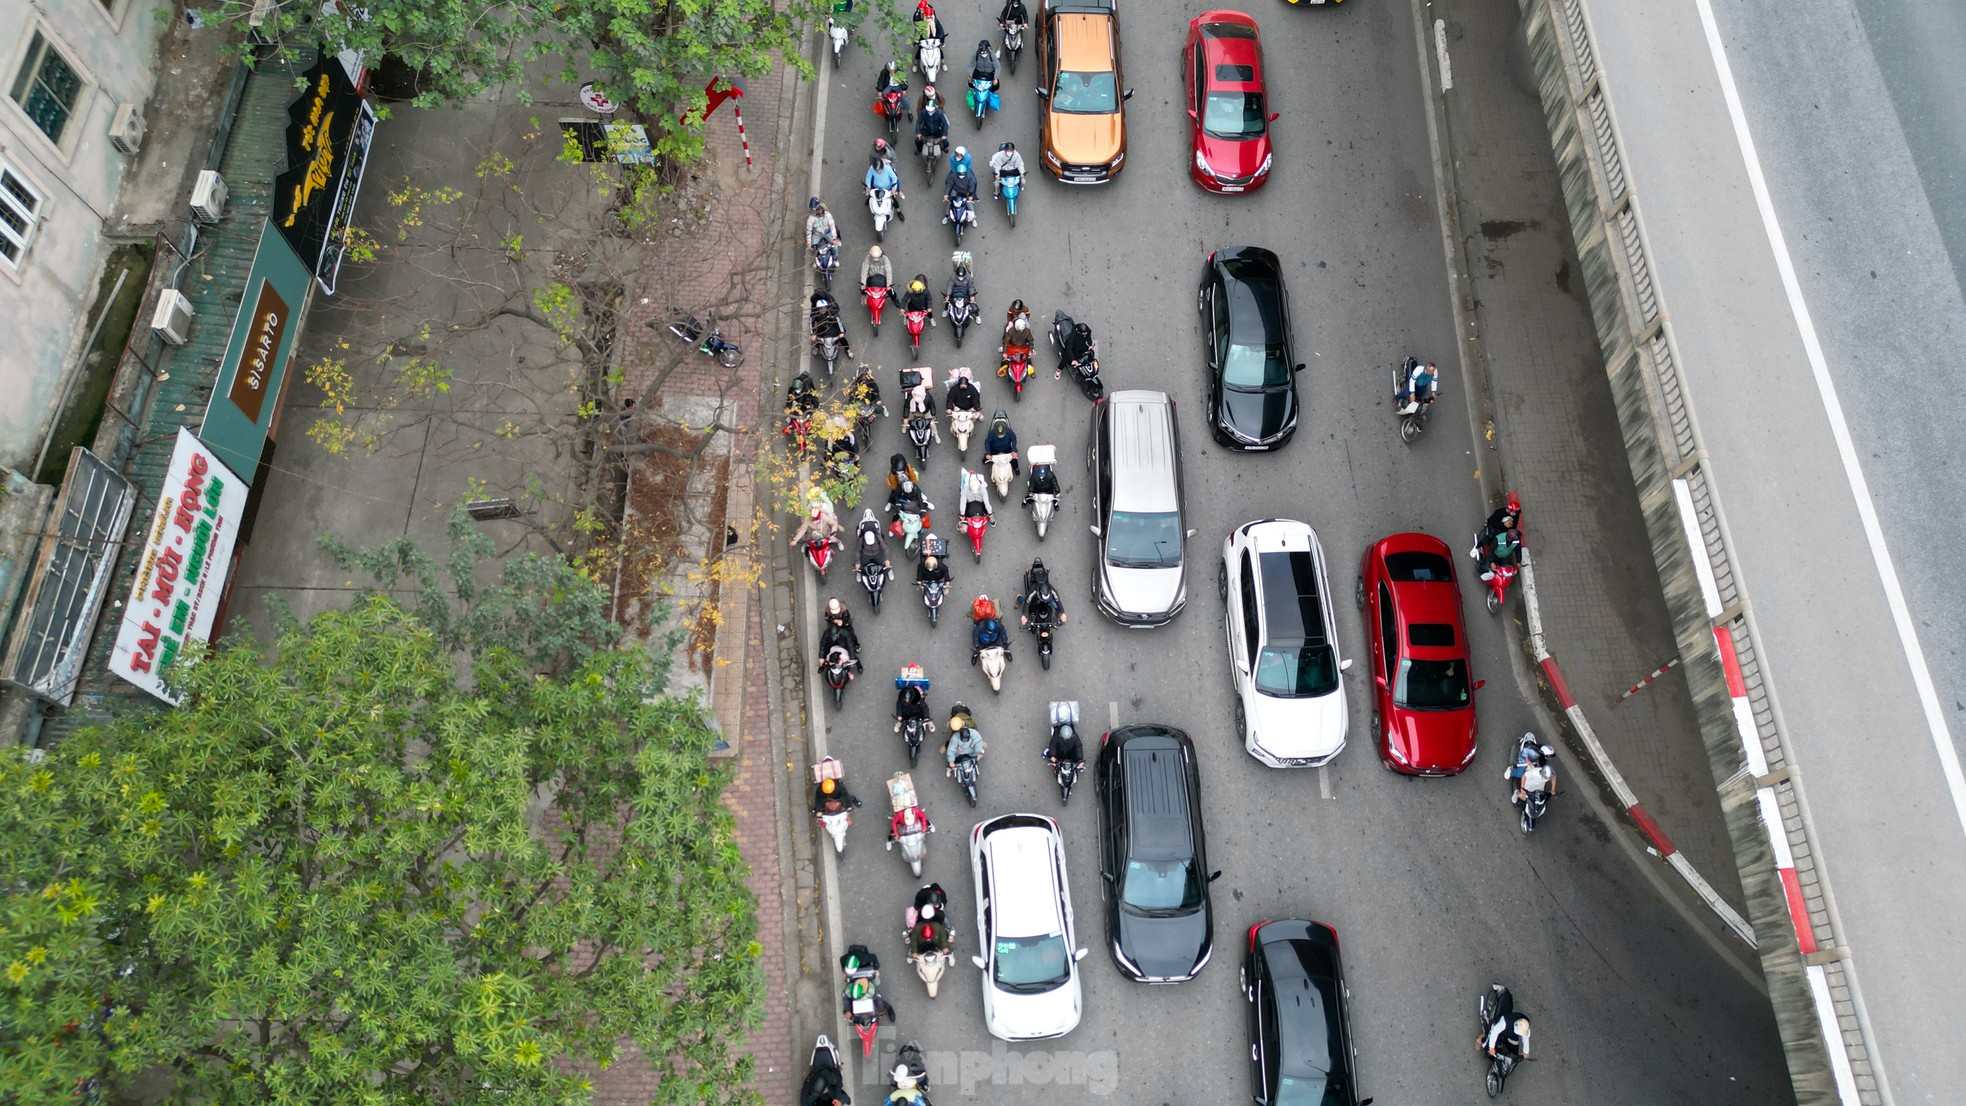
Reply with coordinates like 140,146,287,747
846,364,885,427
1059,319,1096,382
1479,526,1524,582
945,255,978,320
988,141,1026,199
958,468,994,525
943,702,986,772
810,290,854,360
786,371,822,420
1043,719,1085,770
865,153,906,222
806,197,840,252
907,916,952,958
901,275,935,325
875,58,911,104
893,681,932,734
913,91,950,156
789,491,842,549
998,0,1029,33
811,775,862,816
1507,737,1558,804
868,136,896,175
886,476,933,519
971,602,1010,666
855,513,893,582
821,598,863,665
1023,454,1060,505
841,976,897,1025
886,454,921,493
1000,300,1035,378
1480,985,1532,1064
947,367,982,415
982,411,1019,474
968,40,1000,98
903,372,938,419
912,0,946,45
915,550,951,590
801,1045,852,1106
1397,359,1440,414
944,147,980,208
1474,493,1524,559
889,802,933,843
1019,558,1069,626
860,244,894,300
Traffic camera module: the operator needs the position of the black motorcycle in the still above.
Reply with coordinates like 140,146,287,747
901,715,928,764
1049,309,1104,400
907,411,936,467
951,752,981,806
946,289,977,347
1054,756,1080,803
821,650,855,707
800,1034,847,1106
922,578,947,626
1477,985,1533,1097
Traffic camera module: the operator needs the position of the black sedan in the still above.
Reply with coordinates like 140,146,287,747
1200,246,1304,450
1243,919,1372,1106
1096,724,1218,983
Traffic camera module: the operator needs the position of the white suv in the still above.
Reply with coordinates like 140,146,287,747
1221,519,1351,767
969,813,1089,1040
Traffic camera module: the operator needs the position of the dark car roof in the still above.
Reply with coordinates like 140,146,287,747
1214,245,1282,280
1258,550,1327,646
1111,726,1195,855
1256,921,1345,1076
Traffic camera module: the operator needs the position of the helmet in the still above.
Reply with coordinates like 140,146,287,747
1057,721,1075,741
900,686,922,705
910,279,926,293
1075,322,1091,340
920,924,935,941
869,244,883,259
874,137,890,153
827,597,846,617
849,979,870,1000
920,903,937,920
900,478,916,494
1540,744,1556,759
1010,297,1025,312
1505,489,1522,515
809,196,821,211
1513,1017,1531,1035
821,778,837,795
999,141,1015,152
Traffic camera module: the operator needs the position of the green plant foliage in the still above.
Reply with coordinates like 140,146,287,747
0,594,763,1106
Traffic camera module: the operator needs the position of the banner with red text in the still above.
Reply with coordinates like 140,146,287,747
108,429,247,703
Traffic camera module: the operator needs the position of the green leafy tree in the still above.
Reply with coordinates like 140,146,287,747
0,595,763,1106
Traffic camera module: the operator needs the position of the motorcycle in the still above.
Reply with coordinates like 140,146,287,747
921,578,947,626
813,326,845,379
950,752,981,806
820,645,857,707
812,240,839,290
1397,356,1436,444
1482,547,1520,614
863,280,890,336
812,756,853,854
904,306,931,357
803,533,842,580
868,186,896,242
997,170,1022,228
918,35,943,83
921,134,946,183
891,1040,931,1095
1001,343,1034,399
885,771,931,876
840,945,888,1057
1049,701,1082,803
1478,984,1533,1096
1051,309,1104,400
1001,21,1025,75
888,507,930,558
827,14,850,66
854,511,892,611
902,896,955,996
947,192,976,246
783,407,813,456
1026,444,1058,538
969,74,998,125
977,642,1007,691
960,511,989,563
945,288,977,347
906,411,937,467
802,1034,847,1106
1025,606,1058,670
949,405,980,452
881,87,908,136
1510,734,1557,835
986,451,1016,499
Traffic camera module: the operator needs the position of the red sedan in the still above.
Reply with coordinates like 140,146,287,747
1358,533,1482,775
1183,11,1277,193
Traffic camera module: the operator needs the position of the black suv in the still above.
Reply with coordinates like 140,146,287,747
1095,724,1217,982
1244,919,1372,1106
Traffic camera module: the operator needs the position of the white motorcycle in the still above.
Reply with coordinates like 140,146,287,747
918,35,943,83
949,406,980,452
828,16,850,67
1027,444,1057,538
910,945,953,997
986,451,1016,499
868,187,896,242
978,644,1008,692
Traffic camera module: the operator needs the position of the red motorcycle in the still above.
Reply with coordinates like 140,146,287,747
1002,345,1034,400
864,282,891,336
1483,559,1518,614
880,89,907,135
904,308,931,357
959,510,990,563
804,534,843,579
783,409,813,455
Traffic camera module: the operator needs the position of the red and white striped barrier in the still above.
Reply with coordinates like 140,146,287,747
1613,655,1681,703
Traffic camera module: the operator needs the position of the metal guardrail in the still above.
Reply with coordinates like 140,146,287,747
1518,0,1879,1102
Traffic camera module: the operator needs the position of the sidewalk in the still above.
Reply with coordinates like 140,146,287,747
1425,0,1746,915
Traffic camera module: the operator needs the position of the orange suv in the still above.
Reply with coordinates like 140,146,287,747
1036,0,1132,184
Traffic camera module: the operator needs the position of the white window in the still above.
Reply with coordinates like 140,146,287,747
0,161,44,270
11,31,85,145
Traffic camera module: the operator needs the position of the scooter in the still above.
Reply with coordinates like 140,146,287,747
885,772,931,876
1478,984,1533,1095
1048,701,1082,803
1397,356,1436,444
902,896,955,997
854,512,892,611
1483,552,1520,614
1026,444,1058,538
986,451,1016,499
812,240,838,289
783,408,813,456
969,74,998,124
950,753,981,807
918,35,943,83
863,280,890,336
997,170,1022,228
906,411,936,467
949,405,980,452
1050,309,1104,400
1002,20,1025,74
1510,734,1557,835
840,945,888,1057
803,533,842,580
947,192,976,246
891,1040,931,1096
921,578,947,626
888,508,930,558
802,1035,847,1106
904,307,931,357
881,87,908,135
1002,343,1034,399
868,186,896,242
960,510,990,563
945,287,977,346
813,327,845,379
977,643,1007,691
828,15,850,66
812,757,854,853
820,646,856,707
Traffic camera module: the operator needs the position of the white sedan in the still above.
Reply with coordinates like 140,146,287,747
1220,519,1352,767
969,813,1089,1040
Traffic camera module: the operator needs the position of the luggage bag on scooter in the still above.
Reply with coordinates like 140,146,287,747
887,772,920,813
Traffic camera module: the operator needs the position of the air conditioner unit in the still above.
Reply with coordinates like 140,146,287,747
109,103,147,155
151,289,195,345
189,170,227,223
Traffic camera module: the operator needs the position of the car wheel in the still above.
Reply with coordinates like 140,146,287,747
1234,698,1246,742
1355,576,1365,610
1218,559,1228,601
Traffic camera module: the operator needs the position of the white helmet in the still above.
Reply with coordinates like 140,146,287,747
870,244,884,259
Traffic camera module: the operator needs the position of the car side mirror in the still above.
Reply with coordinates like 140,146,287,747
1293,363,1306,373
1474,679,1486,691
1360,1099,1374,1105
1101,869,1115,881
1074,948,1090,961
1269,112,1281,122
1208,870,1223,882
971,954,988,969
1035,87,1049,98
1186,528,1198,538
1187,107,1198,119
1089,524,1102,537
1375,675,1388,688
1122,88,1134,101
1340,658,1354,672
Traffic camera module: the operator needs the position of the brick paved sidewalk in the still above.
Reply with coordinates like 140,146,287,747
1425,3,1744,913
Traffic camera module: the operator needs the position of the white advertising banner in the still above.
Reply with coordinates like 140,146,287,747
108,429,248,703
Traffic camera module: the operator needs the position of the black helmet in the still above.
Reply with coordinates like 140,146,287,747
977,39,991,52
890,454,909,474
808,196,821,211
1010,297,1025,312
900,686,923,705
1074,322,1091,340
998,141,1015,152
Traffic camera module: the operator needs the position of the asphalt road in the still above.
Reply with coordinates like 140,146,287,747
803,1,1791,1102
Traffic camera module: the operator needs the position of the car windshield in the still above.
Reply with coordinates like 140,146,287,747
1222,340,1291,388
1394,657,1471,710
1121,858,1202,912
1255,644,1339,698
992,932,1071,992
1276,1074,1350,1106
1106,511,1183,568
1052,70,1119,114
1203,90,1266,139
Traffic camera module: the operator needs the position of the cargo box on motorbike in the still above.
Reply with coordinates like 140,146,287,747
887,772,920,813
1028,444,1057,467
899,368,923,391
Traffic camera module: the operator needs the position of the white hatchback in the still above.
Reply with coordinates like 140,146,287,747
1221,519,1352,767
969,813,1089,1040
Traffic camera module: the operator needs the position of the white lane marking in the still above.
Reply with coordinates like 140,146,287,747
1692,0,1966,838
1318,765,1333,800
1108,701,1120,730
1434,19,1453,93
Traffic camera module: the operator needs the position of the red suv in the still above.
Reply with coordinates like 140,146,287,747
1358,533,1481,775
